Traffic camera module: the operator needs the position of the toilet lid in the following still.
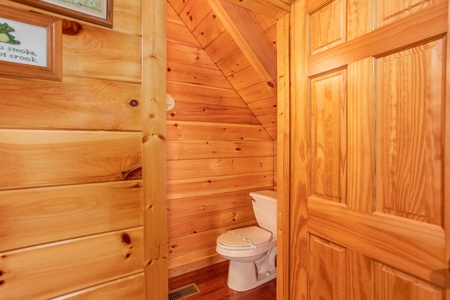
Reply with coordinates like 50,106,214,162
217,226,272,250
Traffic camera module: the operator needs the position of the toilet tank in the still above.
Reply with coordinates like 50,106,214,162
250,190,277,237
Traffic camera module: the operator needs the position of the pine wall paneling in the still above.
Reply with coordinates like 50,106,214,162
166,0,276,277
0,0,148,298
0,0,278,296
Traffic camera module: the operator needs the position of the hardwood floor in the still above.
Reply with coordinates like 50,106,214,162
168,261,276,300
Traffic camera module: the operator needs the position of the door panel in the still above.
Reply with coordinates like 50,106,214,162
375,40,444,226
290,0,448,298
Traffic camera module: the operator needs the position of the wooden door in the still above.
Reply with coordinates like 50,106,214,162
288,0,449,298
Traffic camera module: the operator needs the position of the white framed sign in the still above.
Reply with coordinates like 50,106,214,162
0,5,62,81
13,0,113,28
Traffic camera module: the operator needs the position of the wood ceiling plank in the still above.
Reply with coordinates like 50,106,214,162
225,0,291,20
207,0,277,97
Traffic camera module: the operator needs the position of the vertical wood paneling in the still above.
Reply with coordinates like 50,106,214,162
289,0,448,298
310,70,347,203
347,0,372,40
347,58,373,212
309,235,348,300
276,12,290,300
375,40,444,225
309,0,346,56
348,251,373,300
289,0,309,298
142,0,169,298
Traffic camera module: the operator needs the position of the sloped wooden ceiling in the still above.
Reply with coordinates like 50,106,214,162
167,0,281,139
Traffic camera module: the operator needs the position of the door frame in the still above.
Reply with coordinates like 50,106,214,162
278,0,450,299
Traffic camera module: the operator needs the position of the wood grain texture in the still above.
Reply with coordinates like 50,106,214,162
288,0,448,298
0,75,141,131
0,181,141,252
0,130,141,189
205,31,239,62
167,121,271,140
166,4,276,277
167,157,273,180
309,0,346,56
166,102,261,125
56,274,144,299
216,48,252,77
347,0,373,40
63,26,141,82
347,58,373,212
142,0,169,297
208,0,278,93
0,228,143,299
166,81,246,108
308,1,447,77
376,0,444,27
167,172,273,200
309,235,347,300
375,40,444,225
167,190,258,218
310,70,347,203
167,140,273,160
169,205,256,239
224,0,290,20
276,13,290,300
167,61,233,89
167,40,217,69
179,0,212,31
193,10,227,47
373,262,444,299
308,198,446,287
0,0,155,298
288,1,309,299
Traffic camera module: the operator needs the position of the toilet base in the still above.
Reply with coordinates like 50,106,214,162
226,247,277,292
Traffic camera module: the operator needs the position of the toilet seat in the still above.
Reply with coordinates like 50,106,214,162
217,226,272,250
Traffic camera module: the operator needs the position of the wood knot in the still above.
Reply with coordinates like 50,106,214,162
62,20,82,35
121,233,131,244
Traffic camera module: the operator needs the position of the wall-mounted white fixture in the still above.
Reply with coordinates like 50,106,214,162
166,94,175,111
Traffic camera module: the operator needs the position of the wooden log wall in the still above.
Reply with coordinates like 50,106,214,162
0,0,168,298
166,2,276,277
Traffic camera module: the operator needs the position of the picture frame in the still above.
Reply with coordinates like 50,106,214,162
0,5,62,81
13,0,113,28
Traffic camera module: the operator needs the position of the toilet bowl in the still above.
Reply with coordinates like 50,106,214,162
216,190,277,291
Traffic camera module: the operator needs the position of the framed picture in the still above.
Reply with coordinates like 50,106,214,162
13,0,113,28
0,5,62,81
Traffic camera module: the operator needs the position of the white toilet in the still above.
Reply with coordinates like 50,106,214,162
216,190,277,291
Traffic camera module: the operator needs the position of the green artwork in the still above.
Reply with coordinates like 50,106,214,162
0,23,20,45
58,0,102,13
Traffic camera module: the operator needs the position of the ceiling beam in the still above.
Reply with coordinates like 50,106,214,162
208,0,278,96
224,0,291,20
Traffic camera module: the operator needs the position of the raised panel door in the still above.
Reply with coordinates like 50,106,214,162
290,0,449,298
